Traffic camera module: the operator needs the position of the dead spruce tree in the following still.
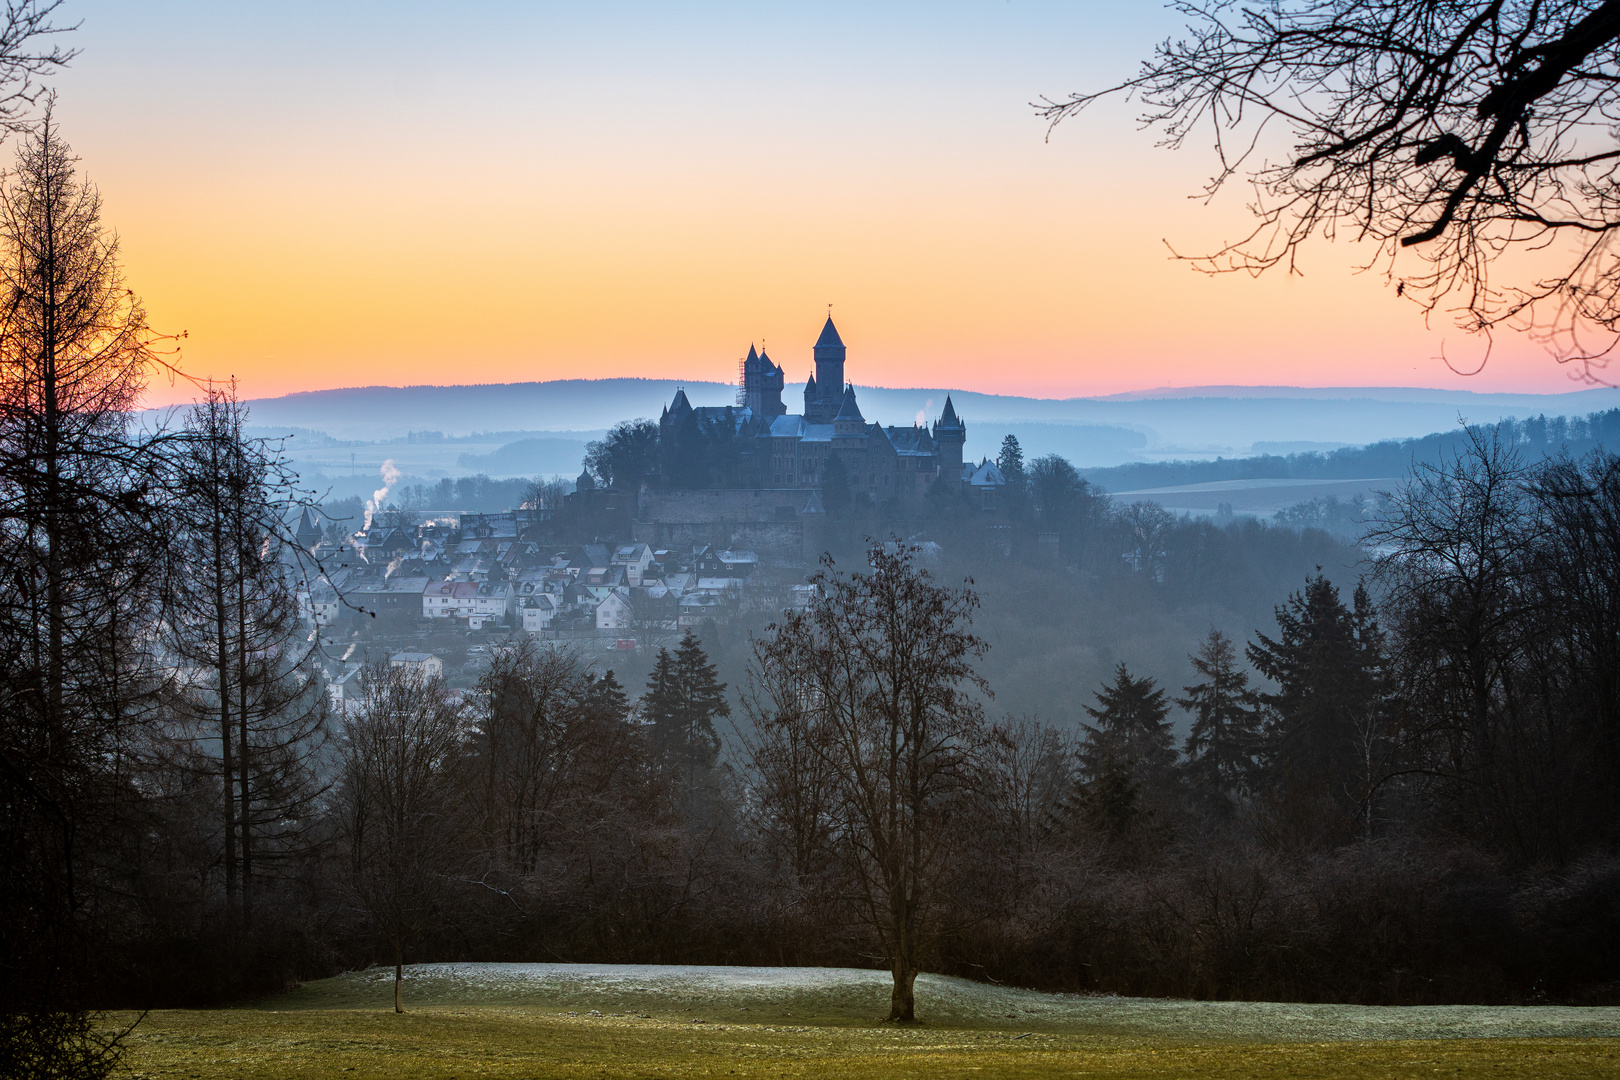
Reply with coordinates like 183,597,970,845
746,542,989,1023
169,386,328,928
0,106,176,1077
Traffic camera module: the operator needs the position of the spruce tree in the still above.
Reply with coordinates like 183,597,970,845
1079,664,1176,835
996,434,1024,485
1176,629,1258,803
585,668,630,724
642,634,728,816
641,648,682,764
820,454,853,515
672,630,728,775
1247,574,1389,830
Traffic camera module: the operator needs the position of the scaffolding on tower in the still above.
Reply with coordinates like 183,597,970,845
736,357,747,406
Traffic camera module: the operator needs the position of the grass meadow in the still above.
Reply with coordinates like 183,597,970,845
116,963,1620,1079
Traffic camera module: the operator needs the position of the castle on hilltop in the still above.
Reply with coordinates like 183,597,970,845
633,316,1003,558
657,316,969,503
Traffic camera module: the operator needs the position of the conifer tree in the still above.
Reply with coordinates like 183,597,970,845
583,668,630,723
1176,629,1258,803
820,454,853,516
0,105,171,1078
672,630,728,771
642,633,728,803
1079,664,1176,835
1247,575,1390,835
642,647,682,761
996,434,1024,486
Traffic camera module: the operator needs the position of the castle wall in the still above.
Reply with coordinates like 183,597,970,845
635,487,817,557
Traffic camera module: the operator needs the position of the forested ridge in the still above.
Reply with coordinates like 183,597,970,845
1083,408,1620,490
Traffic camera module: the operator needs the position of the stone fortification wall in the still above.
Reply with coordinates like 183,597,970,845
635,488,819,556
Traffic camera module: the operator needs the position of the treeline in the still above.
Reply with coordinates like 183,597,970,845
1081,407,1620,491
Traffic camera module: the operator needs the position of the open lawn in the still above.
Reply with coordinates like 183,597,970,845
115,963,1620,1079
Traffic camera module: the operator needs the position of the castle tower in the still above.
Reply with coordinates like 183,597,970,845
814,316,845,397
805,316,846,422
933,395,965,476
741,343,786,418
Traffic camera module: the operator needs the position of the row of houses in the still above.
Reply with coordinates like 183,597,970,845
298,510,768,638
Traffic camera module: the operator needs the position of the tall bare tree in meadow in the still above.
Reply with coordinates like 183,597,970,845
339,664,466,1013
747,543,989,1023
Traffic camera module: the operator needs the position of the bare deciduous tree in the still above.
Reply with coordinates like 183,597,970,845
1044,2,1620,375
747,543,989,1023
339,664,466,1013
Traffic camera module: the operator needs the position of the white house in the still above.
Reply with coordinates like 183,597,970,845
611,543,654,585
470,581,514,622
299,581,342,627
423,580,481,619
521,594,559,633
390,651,444,680
327,664,365,715
678,591,725,628
596,587,633,631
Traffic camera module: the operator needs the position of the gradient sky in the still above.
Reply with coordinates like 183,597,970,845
46,1,1611,407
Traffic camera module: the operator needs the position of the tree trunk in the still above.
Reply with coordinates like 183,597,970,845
887,962,917,1023
238,557,253,929
394,945,405,1014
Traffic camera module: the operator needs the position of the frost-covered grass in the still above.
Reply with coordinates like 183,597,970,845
114,963,1620,1079
259,961,1620,1041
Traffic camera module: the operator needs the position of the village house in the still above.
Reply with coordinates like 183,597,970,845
596,587,633,631
520,593,560,633
390,651,444,680
611,543,654,585
423,580,481,620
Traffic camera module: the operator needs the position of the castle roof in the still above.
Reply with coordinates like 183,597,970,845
937,394,963,430
815,317,844,350
746,343,758,362
886,425,937,457
965,458,1006,487
668,388,693,415
833,385,864,424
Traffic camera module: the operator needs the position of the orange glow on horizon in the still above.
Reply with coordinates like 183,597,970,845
47,3,1610,411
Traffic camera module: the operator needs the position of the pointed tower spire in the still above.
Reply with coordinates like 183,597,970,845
934,394,965,475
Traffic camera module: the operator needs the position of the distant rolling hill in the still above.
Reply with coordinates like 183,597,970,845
201,378,1620,474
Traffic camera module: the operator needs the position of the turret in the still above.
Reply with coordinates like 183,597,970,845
933,395,965,475
742,342,786,418
833,385,866,437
